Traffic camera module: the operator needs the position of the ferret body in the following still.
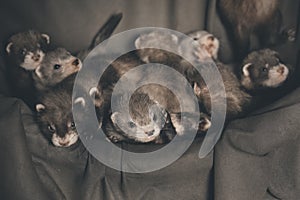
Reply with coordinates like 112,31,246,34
94,31,218,142
193,62,252,119
35,75,79,147
4,30,50,106
193,49,290,119
217,0,282,60
134,30,219,65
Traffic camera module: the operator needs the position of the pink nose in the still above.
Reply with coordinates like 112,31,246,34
145,130,154,136
277,67,285,74
59,141,70,146
32,54,41,62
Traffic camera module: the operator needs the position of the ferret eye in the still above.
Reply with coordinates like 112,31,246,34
193,37,198,41
71,122,76,129
21,49,27,55
47,124,56,133
53,64,61,70
128,121,136,128
262,67,268,72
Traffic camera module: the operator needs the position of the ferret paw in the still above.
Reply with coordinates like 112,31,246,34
107,135,123,143
198,115,211,133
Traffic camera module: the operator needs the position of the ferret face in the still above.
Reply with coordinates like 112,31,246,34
111,104,167,143
6,30,50,70
35,48,82,87
179,30,220,61
36,103,78,148
241,49,289,90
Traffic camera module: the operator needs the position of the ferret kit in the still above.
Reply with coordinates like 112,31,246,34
3,7,294,148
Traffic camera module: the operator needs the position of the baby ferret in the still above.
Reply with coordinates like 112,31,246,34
35,75,79,147
240,49,289,91
33,47,82,91
107,87,211,144
4,30,50,106
193,49,290,119
5,29,50,70
217,0,283,60
105,92,169,143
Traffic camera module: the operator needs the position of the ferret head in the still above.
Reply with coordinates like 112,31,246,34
135,31,179,63
241,49,289,91
35,48,82,88
179,30,220,62
36,92,78,148
111,103,168,143
5,30,50,70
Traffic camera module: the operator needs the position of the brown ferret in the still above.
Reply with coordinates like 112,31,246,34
217,0,284,60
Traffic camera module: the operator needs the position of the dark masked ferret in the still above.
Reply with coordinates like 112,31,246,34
33,47,82,91
35,75,79,147
240,49,289,91
217,0,283,59
193,49,290,119
5,30,50,70
4,30,50,106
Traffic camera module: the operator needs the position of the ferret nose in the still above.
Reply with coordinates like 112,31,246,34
32,54,41,62
145,130,154,136
277,67,285,74
72,58,80,66
58,141,69,146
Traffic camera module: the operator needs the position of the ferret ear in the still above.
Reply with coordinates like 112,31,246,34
89,87,100,97
193,82,201,96
6,42,13,54
171,34,178,44
74,97,86,107
89,87,103,107
242,63,252,77
110,112,120,124
36,104,46,112
134,37,141,49
41,34,50,44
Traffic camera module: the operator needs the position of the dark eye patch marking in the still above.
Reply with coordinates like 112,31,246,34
47,124,56,133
